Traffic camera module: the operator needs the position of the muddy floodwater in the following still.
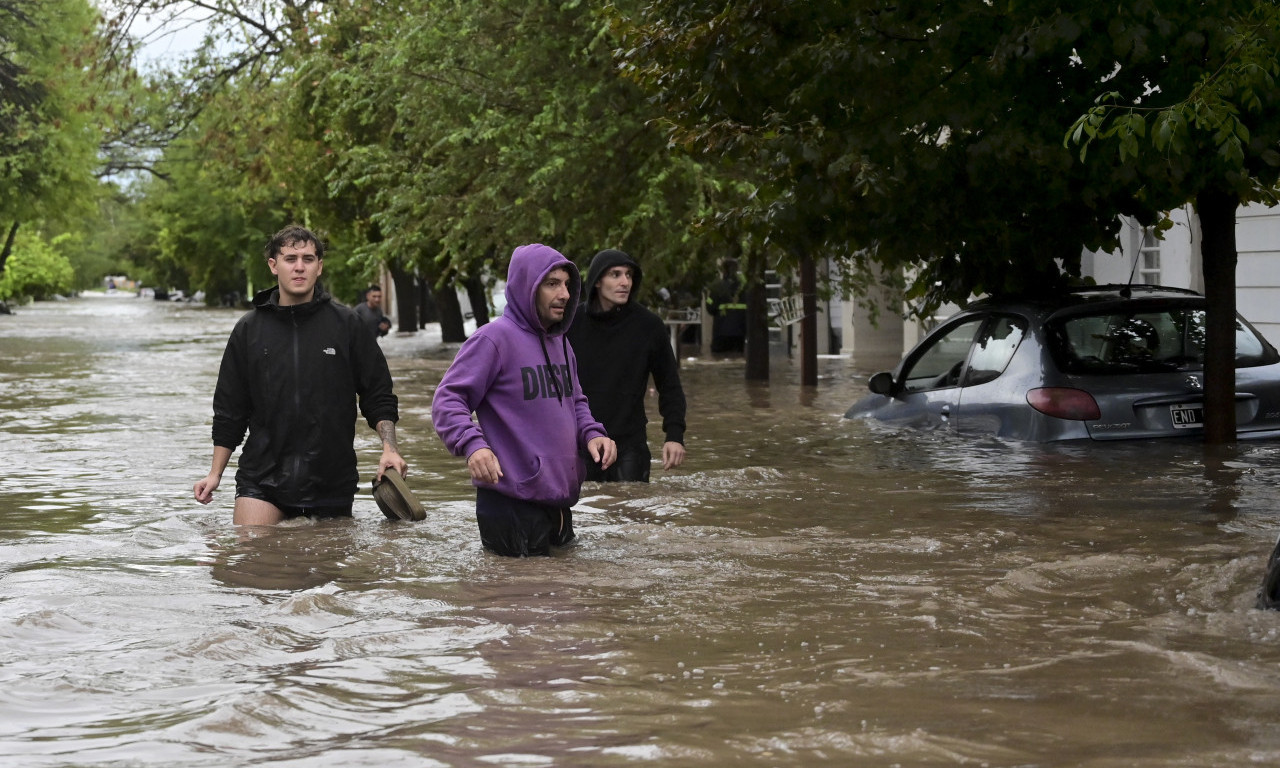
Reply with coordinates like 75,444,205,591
6,294,1280,767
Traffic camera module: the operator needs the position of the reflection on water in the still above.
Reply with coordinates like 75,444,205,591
4,295,1280,766
206,521,358,591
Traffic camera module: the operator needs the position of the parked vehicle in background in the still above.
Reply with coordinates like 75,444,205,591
845,285,1280,441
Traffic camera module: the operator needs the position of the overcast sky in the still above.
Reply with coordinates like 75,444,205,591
96,1,216,69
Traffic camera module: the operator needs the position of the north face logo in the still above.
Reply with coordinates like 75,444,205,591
323,347,337,355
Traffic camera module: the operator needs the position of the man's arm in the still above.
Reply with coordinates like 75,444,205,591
648,316,687,470
432,336,500,459
201,326,251,504
351,310,401,432
194,445,233,504
375,419,407,481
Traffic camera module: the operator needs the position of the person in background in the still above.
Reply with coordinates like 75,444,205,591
431,243,616,556
708,258,747,353
193,225,407,525
354,284,392,337
567,248,686,482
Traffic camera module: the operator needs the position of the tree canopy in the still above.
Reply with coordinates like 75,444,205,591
614,0,1244,311
1,0,105,270
20,0,1280,420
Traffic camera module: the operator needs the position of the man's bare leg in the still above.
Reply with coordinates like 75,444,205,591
233,497,285,526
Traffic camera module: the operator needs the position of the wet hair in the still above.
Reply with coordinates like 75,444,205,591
264,224,325,261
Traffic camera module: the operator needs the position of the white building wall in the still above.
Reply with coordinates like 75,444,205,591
1236,204,1280,345
1084,208,1200,290
1086,203,1280,346
836,264,914,371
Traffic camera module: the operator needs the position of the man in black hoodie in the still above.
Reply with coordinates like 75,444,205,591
193,225,407,525
567,249,686,482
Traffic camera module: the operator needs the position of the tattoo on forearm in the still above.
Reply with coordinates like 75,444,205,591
377,421,399,452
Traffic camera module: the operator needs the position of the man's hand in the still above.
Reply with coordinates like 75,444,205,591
193,474,220,505
661,441,686,470
587,436,617,470
377,449,408,483
467,447,503,484
194,447,232,505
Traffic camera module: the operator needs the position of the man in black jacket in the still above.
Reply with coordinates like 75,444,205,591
354,284,392,337
193,225,407,524
567,249,686,482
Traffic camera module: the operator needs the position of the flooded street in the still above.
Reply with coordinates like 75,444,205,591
6,294,1280,766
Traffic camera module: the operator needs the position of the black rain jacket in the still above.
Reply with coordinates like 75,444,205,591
211,285,399,505
566,249,686,444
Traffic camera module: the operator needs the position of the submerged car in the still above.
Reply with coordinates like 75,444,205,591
845,284,1280,441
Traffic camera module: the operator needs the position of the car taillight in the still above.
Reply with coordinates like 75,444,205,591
1026,387,1101,420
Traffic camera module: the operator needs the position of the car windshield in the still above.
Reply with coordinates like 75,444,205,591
1048,306,1278,374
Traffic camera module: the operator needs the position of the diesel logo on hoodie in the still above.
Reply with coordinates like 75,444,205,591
521,364,573,400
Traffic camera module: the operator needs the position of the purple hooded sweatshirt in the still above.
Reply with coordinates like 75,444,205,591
432,244,607,507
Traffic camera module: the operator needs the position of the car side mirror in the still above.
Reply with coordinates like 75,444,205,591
867,371,897,396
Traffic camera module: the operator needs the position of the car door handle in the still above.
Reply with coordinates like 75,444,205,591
940,405,951,420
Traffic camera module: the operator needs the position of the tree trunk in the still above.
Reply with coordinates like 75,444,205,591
0,220,18,275
418,278,438,326
389,263,419,334
744,251,770,381
799,253,818,386
437,276,467,343
464,273,491,328
1196,186,1240,445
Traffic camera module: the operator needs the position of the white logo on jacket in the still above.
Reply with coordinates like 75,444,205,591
323,347,336,355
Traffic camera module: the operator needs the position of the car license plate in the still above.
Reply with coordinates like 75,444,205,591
1170,403,1203,429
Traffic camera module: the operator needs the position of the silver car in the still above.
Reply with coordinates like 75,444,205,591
845,285,1280,441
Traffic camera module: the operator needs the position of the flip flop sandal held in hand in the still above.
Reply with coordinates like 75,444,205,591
372,472,426,522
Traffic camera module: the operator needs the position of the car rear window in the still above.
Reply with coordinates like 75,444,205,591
1048,307,1278,374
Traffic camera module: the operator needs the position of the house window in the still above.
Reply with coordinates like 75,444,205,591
1138,228,1161,284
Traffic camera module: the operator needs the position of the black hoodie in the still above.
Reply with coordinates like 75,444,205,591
211,284,399,505
566,249,686,445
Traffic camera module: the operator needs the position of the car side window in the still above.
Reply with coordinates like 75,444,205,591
962,316,1026,386
902,317,985,393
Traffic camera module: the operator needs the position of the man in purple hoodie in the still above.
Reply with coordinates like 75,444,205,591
432,244,617,556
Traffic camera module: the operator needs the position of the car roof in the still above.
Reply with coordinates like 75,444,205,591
963,284,1205,319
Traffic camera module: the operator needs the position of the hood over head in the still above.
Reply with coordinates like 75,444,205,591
503,243,581,336
584,248,643,312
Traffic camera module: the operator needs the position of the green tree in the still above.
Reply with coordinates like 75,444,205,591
86,1,283,297
617,1,1280,414
304,0,726,335
1,0,105,272
1066,3,1280,443
0,229,75,301
136,85,297,302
